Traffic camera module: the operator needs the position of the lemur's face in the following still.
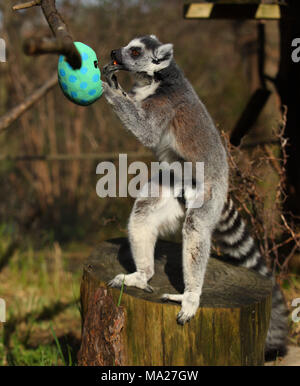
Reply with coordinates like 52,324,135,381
110,35,173,76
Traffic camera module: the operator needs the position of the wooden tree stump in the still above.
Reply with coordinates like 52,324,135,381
78,238,272,366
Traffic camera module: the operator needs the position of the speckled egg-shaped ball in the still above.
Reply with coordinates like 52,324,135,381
58,42,103,106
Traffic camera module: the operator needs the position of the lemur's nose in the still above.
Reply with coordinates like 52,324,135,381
111,49,123,65
111,50,117,61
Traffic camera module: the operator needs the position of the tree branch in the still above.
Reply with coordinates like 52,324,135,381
1,0,82,132
0,73,57,133
13,0,81,69
23,36,79,64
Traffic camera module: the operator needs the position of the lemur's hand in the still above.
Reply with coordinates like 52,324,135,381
102,62,120,89
102,81,128,102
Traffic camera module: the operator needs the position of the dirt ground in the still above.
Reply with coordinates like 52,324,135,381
265,345,300,366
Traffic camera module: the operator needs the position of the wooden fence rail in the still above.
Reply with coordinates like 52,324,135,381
0,152,153,162
0,140,280,163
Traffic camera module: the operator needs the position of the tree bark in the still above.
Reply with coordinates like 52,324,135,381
78,238,272,366
77,287,127,366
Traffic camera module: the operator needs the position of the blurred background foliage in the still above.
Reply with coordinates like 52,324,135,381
0,0,281,244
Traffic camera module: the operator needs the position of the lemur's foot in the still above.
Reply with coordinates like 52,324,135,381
161,293,183,303
161,292,200,325
107,272,153,293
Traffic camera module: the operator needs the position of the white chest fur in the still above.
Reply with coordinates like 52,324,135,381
155,130,179,163
132,81,160,102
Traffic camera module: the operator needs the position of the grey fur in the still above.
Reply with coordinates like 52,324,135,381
103,35,287,358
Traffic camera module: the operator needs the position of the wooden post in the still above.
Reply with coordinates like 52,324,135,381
78,238,272,366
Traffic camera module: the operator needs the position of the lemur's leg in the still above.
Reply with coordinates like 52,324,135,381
108,182,184,292
162,197,223,325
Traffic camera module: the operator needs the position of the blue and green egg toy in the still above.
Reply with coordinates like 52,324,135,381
58,42,103,106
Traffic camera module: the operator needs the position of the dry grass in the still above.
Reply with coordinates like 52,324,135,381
0,239,85,365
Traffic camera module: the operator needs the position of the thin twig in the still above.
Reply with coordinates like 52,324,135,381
12,0,41,10
281,215,300,248
263,144,282,175
267,233,300,255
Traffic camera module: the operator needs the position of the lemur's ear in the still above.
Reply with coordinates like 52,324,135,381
150,34,158,41
154,43,173,61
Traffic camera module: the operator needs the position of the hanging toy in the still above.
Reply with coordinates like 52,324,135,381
58,42,103,106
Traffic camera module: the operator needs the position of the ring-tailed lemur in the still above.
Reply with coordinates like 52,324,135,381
102,35,288,360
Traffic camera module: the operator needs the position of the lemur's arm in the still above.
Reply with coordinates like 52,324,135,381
102,67,174,148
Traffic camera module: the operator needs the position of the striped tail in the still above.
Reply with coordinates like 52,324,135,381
213,198,288,361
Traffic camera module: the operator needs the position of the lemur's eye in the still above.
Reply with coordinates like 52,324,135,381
131,49,140,57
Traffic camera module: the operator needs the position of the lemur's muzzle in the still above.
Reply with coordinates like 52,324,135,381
111,49,123,66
